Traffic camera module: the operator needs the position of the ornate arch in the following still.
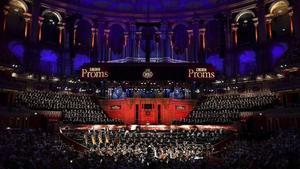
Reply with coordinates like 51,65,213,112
108,22,127,31
138,26,158,32
9,0,28,13
235,10,255,23
41,9,63,22
171,22,189,30
74,17,94,27
269,0,290,15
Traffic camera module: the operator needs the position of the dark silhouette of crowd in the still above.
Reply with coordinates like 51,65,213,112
220,130,300,169
0,128,299,169
15,90,122,124
0,129,76,169
174,93,276,125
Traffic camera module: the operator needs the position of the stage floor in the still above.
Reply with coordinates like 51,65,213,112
60,124,237,132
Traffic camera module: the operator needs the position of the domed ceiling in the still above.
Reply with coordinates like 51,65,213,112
58,0,242,14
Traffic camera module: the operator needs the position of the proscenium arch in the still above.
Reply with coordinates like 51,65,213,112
235,10,255,23
8,0,28,13
41,9,63,23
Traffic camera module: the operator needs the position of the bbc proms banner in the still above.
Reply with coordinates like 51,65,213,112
80,63,215,81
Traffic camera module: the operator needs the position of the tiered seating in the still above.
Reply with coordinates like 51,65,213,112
63,109,122,124
15,90,122,124
221,130,300,169
199,94,276,111
174,93,276,125
175,110,240,124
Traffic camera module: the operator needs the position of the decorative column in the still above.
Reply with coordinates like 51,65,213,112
187,29,193,62
57,22,67,76
253,18,259,42
30,0,41,43
231,23,238,46
38,17,44,41
2,7,9,32
91,27,96,49
23,13,32,39
291,0,300,38
90,27,98,63
192,20,200,63
123,32,128,59
73,25,77,46
288,9,295,35
160,22,168,61
224,13,232,49
199,28,206,63
94,28,99,62
169,31,174,60
58,22,65,45
104,29,110,62
155,31,161,61
199,28,206,51
265,15,273,40
257,0,267,42
136,31,142,59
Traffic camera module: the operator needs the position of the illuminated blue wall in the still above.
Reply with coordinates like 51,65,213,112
73,54,91,71
206,54,224,72
239,50,256,75
271,42,288,66
8,41,25,63
40,49,58,74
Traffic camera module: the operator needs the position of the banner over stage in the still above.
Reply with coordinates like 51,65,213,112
80,63,215,81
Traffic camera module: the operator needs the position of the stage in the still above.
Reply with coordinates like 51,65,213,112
60,124,237,132
98,98,198,124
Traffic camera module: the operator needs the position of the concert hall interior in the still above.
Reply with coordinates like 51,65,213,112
0,0,300,169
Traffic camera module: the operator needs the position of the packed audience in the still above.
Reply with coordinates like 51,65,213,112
1,128,299,169
174,93,276,125
15,90,122,124
0,129,76,169
220,130,300,169
173,109,240,125
16,90,97,110
63,109,123,124
199,94,276,111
